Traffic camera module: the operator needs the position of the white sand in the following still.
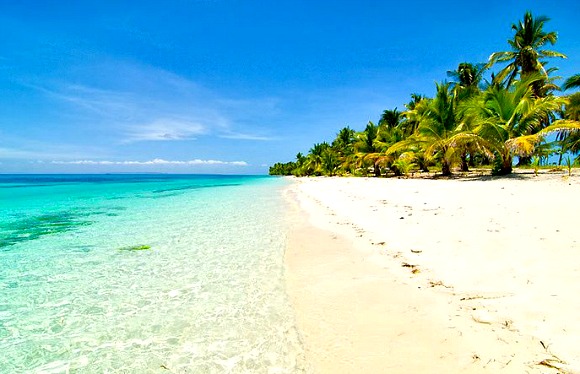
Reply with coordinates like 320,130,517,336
284,172,580,373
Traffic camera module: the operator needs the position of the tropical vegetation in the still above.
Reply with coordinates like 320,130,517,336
269,11,580,177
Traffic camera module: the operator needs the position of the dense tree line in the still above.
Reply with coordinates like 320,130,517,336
270,12,580,177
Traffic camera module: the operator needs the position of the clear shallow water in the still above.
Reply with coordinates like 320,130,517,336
0,175,306,373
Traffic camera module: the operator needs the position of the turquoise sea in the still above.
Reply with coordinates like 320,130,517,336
0,174,306,373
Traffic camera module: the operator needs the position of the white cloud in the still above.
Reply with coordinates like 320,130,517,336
51,158,248,166
124,119,207,142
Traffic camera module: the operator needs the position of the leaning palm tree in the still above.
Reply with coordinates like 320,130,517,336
488,11,566,95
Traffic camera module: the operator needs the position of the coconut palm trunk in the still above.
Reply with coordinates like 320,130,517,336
460,151,469,171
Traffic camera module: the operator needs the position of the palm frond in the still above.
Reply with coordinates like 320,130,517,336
539,119,580,136
539,50,567,59
563,74,580,90
505,134,542,156
385,138,422,155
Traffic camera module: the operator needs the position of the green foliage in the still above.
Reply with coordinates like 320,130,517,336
447,62,486,101
563,74,580,90
379,108,402,129
392,153,418,177
269,161,297,175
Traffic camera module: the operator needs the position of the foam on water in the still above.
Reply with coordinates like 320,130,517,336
0,175,306,373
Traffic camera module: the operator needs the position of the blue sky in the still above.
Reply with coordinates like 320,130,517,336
1,0,579,174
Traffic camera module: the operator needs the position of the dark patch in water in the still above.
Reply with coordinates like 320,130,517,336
0,212,93,248
0,207,125,249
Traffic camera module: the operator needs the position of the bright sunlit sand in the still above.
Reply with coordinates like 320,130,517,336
285,171,580,373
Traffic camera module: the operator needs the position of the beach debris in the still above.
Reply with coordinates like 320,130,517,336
373,241,386,246
429,280,452,288
503,320,513,329
402,262,420,274
536,342,580,374
410,249,422,253
537,359,580,374
460,293,513,301
118,244,151,251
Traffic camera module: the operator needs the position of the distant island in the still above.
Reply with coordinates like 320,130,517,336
270,12,580,178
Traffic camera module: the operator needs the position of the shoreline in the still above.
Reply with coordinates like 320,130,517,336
283,173,580,373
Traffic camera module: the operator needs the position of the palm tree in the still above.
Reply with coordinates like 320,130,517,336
353,122,382,176
374,123,408,176
379,108,402,129
321,149,341,176
553,74,580,163
291,152,307,176
331,127,356,175
400,94,427,137
448,62,488,170
304,142,329,175
416,82,461,176
488,11,566,95
557,92,580,160
447,62,486,100
389,82,472,176
332,127,356,156
564,93,580,121
464,74,567,174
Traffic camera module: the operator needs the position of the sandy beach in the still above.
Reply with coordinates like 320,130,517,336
284,171,580,373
